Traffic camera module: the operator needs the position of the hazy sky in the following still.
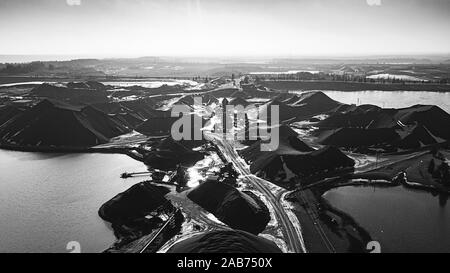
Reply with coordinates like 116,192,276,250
0,0,449,57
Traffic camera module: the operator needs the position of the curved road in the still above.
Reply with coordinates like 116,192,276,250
206,132,306,253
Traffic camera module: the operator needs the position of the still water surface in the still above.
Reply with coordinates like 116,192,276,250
0,150,148,253
322,91,450,113
323,185,450,253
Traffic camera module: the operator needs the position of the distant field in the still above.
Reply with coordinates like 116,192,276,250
0,76,195,85
0,76,81,85
261,80,450,92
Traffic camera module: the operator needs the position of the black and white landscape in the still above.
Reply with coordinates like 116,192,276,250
0,0,449,254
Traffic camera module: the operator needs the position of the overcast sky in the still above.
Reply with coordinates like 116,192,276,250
0,0,449,58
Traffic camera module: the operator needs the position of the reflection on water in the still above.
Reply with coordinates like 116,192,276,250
0,81,55,87
323,185,450,253
325,91,450,113
0,150,148,253
293,91,450,114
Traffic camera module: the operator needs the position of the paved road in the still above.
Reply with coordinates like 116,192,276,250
206,132,306,253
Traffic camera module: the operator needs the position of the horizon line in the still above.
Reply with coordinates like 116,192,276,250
1,53,450,64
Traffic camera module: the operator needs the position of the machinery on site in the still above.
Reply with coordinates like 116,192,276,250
218,162,239,187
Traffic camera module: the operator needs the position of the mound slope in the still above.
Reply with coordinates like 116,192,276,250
255,91,342,122
0,105,25,126
318,127,400,148
99,182,170,224
317,104,450,149
167,230,282,253
187,181,270,234
240,125,354,181
30,83,108,104
144,137,204,170
0,99,130,147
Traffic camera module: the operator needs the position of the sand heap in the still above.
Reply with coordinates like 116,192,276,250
285,91,343,120
99,182,181,250
318,127,400,148
143,137,204,170
30,82,108,104
272,92,295,102
239,125,354,181
254,91,342,122
135,110,177,136
282,94,301,105
228,97,250,107
167,230,282,253
91,98,161,128
396,124,446,149
317,104,450,149
201,93,220,105
119,98,158,119
230,90,252,99
187,181,270,235
91,102,145,128
136,111,206,137
0,105,25,127
92,98,157,118
175,95,197,106
204,88,240,98
240,125,314,162
113,112,145,128
67,81,107,90
176,94,219,106
99,182,170,224
289,91,342,111
0,99,130,147
254,98,297,122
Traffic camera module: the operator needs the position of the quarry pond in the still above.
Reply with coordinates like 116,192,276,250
321,91,450,113
322,185,450,253
0,150,148,253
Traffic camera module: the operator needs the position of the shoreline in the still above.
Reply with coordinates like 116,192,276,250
0,142,145,163
286,169,449,253
286,187,372,253
350,173,450,194
0,75,197,85
261,80,450,93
